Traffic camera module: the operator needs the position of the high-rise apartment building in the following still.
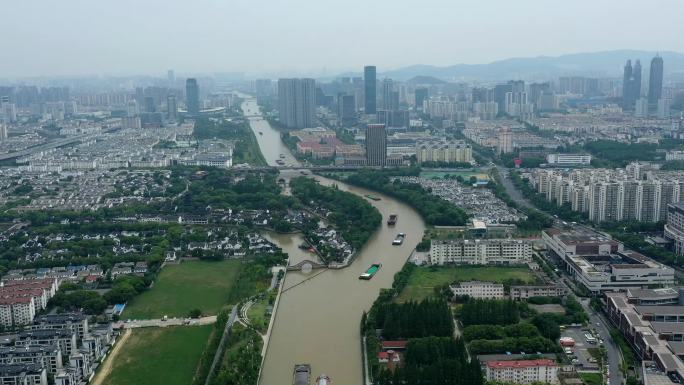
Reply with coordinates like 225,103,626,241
381,79,396,110
498,127,513,154
167,70,175,87
277,78,316,129
648,55,664,105
364,66,376,114
494,84,513,113
0,124,7,141
185,78,200,116
144,96,156,113
658,98,671,119
255,79,274,97
534,168,684,223
2,103,17,123
337,94,356,121
166,94,177,121
365,124,386,166
635,97,649,117
415,88,428,110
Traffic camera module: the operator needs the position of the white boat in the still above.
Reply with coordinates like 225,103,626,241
316,375,332,385
392,233,406,245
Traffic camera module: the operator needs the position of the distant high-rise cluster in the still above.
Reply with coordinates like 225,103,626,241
277,78,316,129
622,55,665,115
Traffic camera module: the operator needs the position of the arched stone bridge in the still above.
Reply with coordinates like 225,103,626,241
286,259,327,271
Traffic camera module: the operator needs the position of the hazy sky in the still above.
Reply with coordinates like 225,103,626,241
3,0,684,78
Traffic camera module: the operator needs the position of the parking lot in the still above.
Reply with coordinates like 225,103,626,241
561,326,601,371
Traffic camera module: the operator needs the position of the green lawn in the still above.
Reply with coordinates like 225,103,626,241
106,325,212,385
579,372,603,385
122,260,242,319
246,293,274,333
397,266,536,302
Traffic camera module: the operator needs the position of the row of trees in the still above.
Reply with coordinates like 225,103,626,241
375,337,484,385
468,336,561,355
289,177,382,251
50,275,149,315
459,298,520,326
345,170,470,226
210,325,262,385
373,299,454,340
462,323,540,341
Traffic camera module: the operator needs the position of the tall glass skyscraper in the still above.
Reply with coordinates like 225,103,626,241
185,78,200,116
648,55,664,105
364,66,376,114
622,60,642,110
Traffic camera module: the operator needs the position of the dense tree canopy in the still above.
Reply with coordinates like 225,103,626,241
290,177,381,251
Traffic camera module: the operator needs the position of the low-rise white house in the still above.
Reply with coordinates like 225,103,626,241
450,281,504,299
485,359,559,385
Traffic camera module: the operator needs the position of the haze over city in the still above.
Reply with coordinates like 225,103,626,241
3,2,684,385
2,0,684,77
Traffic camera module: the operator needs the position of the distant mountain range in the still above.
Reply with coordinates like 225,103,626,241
373,50,684,82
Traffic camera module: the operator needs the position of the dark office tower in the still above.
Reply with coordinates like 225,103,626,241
508,80,525,93
494,84,513,113
633,60,642,100
255,79,273,97
278,78,316,129
623,60,633,108
185,78,200,116
144,96,156,113
167,94,177,120
648,55,664,105
135,87,145,104
529,82,551,105
167,70,175,87
364,66,377,114
315,87,327,106
471,87,490,103
365,124,387,167
337,94,356,121
415,88,428,110
381,79,395,110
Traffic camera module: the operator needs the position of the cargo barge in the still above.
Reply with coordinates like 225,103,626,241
293,364,311,385
359,263,382,280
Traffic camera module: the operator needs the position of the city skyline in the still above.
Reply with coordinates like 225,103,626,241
2,0,684,78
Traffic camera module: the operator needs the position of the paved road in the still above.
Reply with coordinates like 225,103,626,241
493,165,535,210
113,315,217,329
550,268,624,385
581,299,624,385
